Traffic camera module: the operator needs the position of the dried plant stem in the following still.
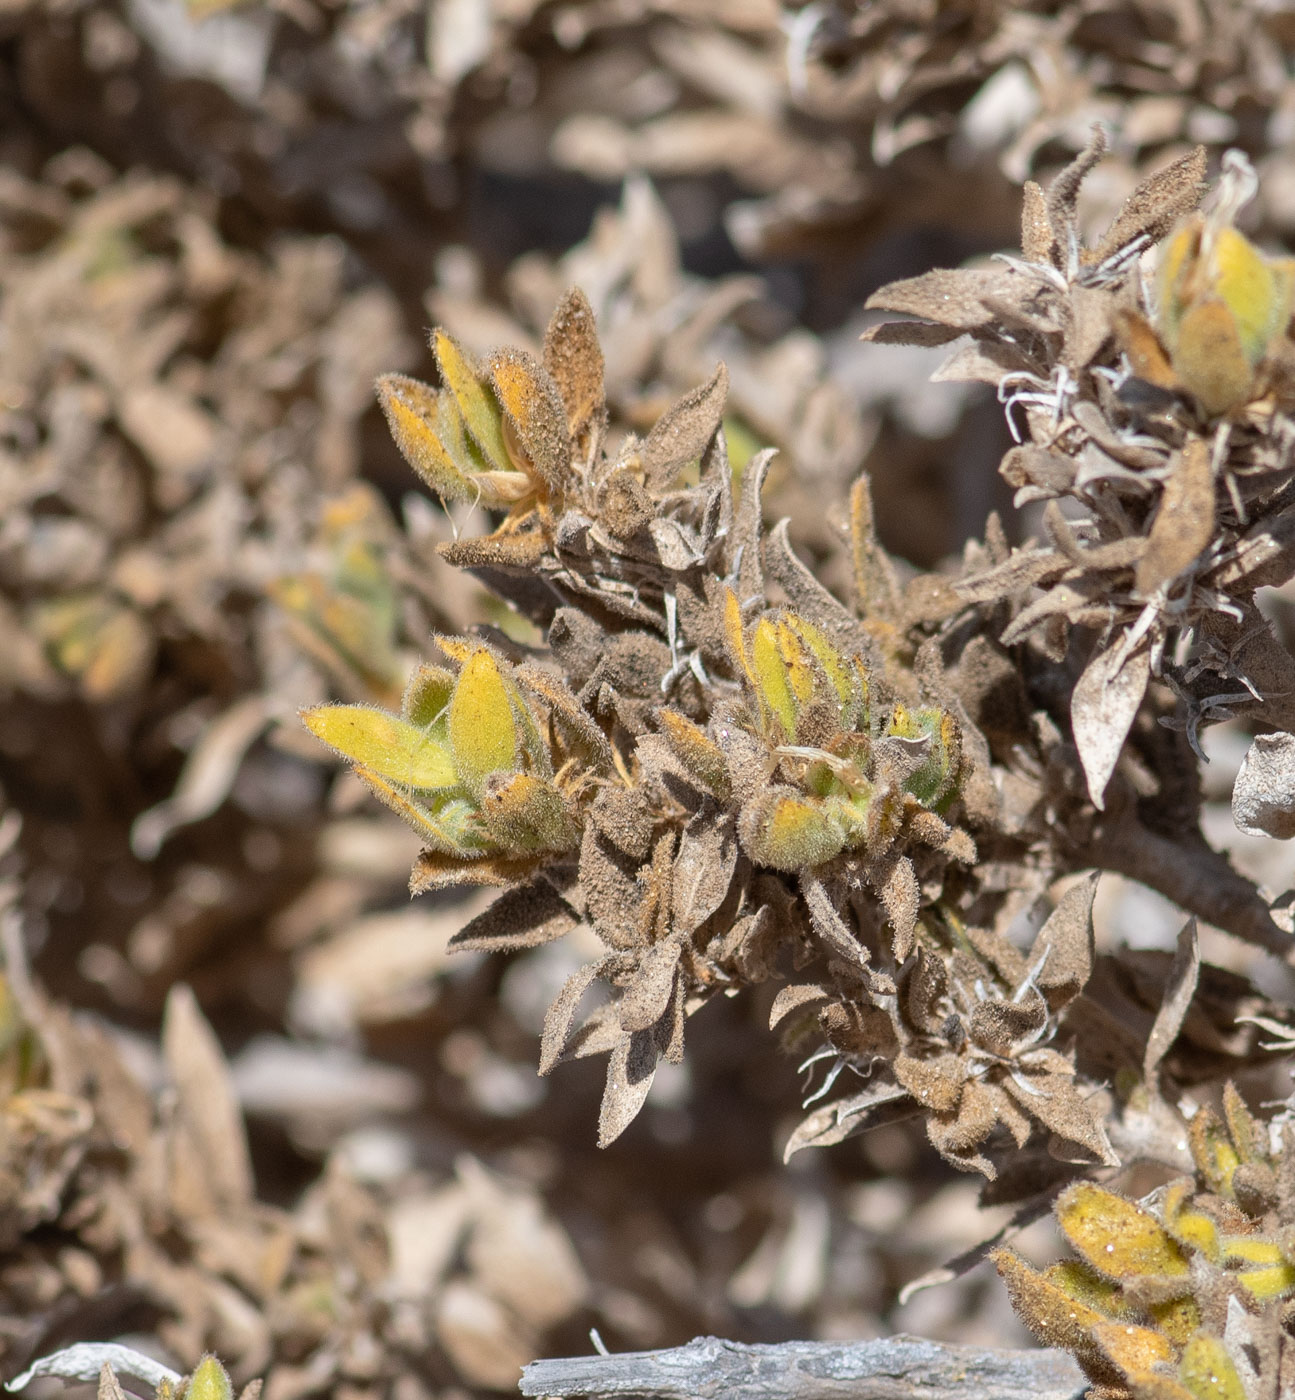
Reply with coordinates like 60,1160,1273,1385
519,1334,1086,1400
1081,815,1290,958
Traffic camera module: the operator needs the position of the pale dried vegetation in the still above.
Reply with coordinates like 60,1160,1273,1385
4,5,1295,1400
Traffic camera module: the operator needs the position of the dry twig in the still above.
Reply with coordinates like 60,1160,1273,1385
519,1334,1086,1400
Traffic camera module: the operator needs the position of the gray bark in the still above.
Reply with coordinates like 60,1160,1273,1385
520,1333,1087,1400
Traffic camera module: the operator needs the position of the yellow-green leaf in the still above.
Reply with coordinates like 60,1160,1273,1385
432,330,512,473
738,790,850,871
1221,1235,1285,1267
376,374,474,503
1189,1107,1241,1195
185,1357,233,1400
1154,210,1295,415
1177,1333,1247,1400
783,614,860,721
301,704,458,791
479,772,579,853
774,621,816,705
1089,1317,1178,1385
751,618,797,739
1056,1182,1190,1283
449,649,518,792
992,1249,1117,1366
1164,1181,1221,1263
658,710,731,800
403,664,455,729
488,346,572,494
1043,1260,1128,1317
354,767,482,853
1148,1294,1202,1345
1233,1259,1295,1301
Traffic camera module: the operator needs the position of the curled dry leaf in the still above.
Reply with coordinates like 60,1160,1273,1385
1233,733,1295,840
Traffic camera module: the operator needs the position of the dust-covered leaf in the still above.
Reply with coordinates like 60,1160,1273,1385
783,1080,907,1160
1092,145,1207,266
597,1029,659,1147
488,347,572,494
639,362,728,490
449,880,578,953
618,938,683,1034
542,287,605,439
671,811,738,934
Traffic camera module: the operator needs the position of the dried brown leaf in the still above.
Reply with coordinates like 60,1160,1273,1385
579,825,645,950
875,855,920,962
800,873,868,969
597,1029,659,1147
1030,872,1098,1011
1092,146,1207,267
892,1051,964,1113
768,983,831,1031
1071,635,1152,809
849,474,903,624
448,880,578,953
639,362,728,491
539,959,608,1076
967,997,1047,1058
1020,179,1053,264
1135,438,1215,595
410,850,537,892
618,937,684,1034
1044,125,1107,249
858,319,965,347
782,1079,908,1160
864,266,1024,331
762,518,869,652
1143,918,1200,1085
1233,733,1295,839
162,983,254,1209
542,287,605,441
488,347,572,495
1003,1072,1116,1166
671,810,738,934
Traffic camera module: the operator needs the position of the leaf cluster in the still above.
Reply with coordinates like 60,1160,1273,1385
996,1086,1295,1398
307,287,1137,1172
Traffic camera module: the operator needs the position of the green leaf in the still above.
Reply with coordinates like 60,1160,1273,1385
301,704,458,791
